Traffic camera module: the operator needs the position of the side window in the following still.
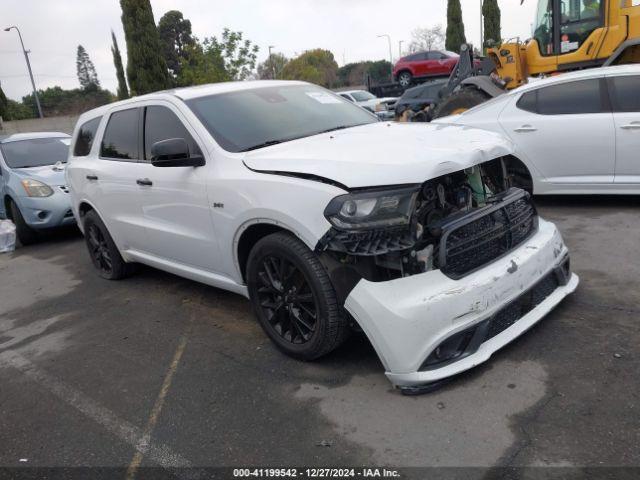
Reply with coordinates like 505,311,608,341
144,106,201,161
516,91,538,113
536,79,606,115
100,109,139,160
607,76,640,113
73,116,102,157
340,94,354,102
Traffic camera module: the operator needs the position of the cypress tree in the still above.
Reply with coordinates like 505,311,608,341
0,82,8,120
446,0,467,53
76,45,100,91
111,30,129,99
482,0,502,50
120,0,171,95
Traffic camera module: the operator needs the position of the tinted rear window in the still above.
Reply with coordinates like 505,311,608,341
607,75,640,113
536,79,605,115
0,137,70,169
100,108,139,160
73,117,102,156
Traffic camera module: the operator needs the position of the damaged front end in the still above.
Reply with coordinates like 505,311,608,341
316,157,538,301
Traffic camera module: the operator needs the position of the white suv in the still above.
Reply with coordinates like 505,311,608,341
66,80,578,392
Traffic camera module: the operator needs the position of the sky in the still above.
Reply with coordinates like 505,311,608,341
0,0,537,101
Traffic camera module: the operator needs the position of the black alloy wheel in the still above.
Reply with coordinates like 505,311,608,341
256,254,318,345
87,223,113,276
247,232,349,360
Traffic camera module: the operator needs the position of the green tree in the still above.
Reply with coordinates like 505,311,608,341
0,83,8,120
446,0,467,53
120,0,171,95
22,86,113,117
206,29,259,81
176,42,228,86
6,99,34,120
76,45,100,91
337,60,392,86
111,31,129,99
257,52,288,80
482,0,501,50
158,10,195,79
281,49,338,88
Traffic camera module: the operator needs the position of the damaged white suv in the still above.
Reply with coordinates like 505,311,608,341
66,81,578,392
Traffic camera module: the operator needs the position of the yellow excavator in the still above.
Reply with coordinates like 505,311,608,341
430,0,640,118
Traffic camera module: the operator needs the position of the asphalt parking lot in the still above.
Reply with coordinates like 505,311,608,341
1,196,639,477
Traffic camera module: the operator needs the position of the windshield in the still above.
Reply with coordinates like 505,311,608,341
351,91,376,102
185,85,377,152
0,137,70,169
533,0,554,55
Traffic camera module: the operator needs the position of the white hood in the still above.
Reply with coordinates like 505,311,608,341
243,122,514,189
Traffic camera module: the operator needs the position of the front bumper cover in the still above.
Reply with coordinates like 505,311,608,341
344,218,578,388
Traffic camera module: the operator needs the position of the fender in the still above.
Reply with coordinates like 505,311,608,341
460,76,508,98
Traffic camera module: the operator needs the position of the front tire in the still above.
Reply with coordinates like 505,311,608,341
432,87,491,119
397,71,413,87
83,210,133,280
9,200,38,246
247,232,349,360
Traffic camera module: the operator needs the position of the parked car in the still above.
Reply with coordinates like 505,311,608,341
393,50,461,87
0,132,74,244
66,81,578,391
394,78,448,118
338,89,397,120
433,65,640,195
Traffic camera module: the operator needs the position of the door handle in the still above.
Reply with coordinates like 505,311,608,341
136,178,153,186
86,174,98,181
514,125,537,133
620,122,640,130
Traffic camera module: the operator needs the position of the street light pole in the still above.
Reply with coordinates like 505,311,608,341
480,0,484,54
268,45,275,79
398,40,404,58
377,34,393,80
4,26,43,118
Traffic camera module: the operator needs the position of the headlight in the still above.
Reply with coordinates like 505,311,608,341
324,186,419,230
21,179,54,197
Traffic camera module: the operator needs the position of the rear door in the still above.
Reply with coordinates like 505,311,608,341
135,102,220,272
87,107,149,251
606,74,640,184
498,77,615,187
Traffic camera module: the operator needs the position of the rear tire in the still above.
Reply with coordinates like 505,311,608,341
9,200,38,246
83,210,134,280
432,87,491,119
247,232,349,361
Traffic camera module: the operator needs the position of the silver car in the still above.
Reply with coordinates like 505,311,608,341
0,132,75,244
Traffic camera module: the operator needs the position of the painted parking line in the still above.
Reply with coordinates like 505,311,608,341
0,347,194,475
125,330,191,479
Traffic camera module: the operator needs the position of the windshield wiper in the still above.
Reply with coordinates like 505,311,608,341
239,140,288,152
315,125,351,135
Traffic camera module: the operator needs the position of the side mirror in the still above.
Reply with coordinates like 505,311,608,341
150,138,205,167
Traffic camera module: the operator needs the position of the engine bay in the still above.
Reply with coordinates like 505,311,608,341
317,157,538,300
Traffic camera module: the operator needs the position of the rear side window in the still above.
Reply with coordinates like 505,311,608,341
100,108,139,160
607,76,640,113
143,106,201,161
537,79,605,115
516,79,607,115
73,117,101,156
516,91,537,113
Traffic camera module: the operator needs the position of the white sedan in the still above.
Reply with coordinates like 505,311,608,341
338,90,397,120
433,65,640,195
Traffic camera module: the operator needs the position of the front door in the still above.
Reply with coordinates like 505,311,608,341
607,74,640,184
136,103,220,272
499,77,615,186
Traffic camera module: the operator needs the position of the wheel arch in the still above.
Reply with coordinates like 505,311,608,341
503,154,534,194
234,219,316,284
3,194,15,220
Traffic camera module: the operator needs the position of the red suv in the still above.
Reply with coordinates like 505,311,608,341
393,50,460,87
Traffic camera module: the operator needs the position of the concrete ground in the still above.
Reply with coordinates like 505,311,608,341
0,196,638,477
